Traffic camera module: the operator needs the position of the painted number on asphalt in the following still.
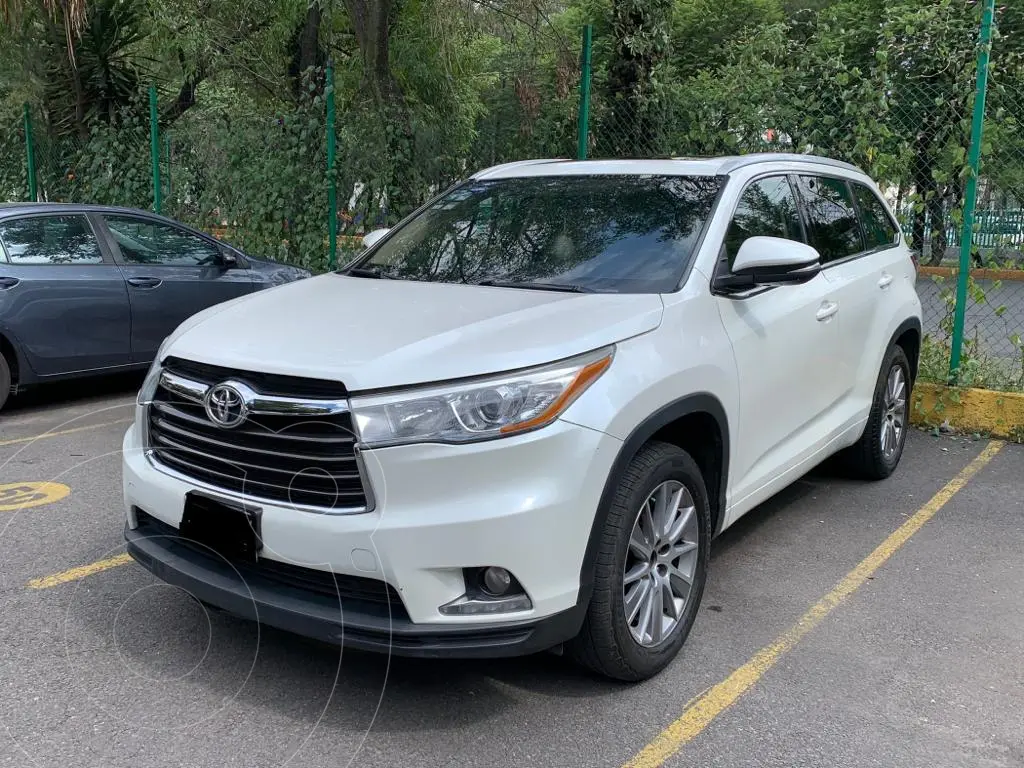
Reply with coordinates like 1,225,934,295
0,482,71,511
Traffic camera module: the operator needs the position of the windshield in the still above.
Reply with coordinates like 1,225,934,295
349,174,724,293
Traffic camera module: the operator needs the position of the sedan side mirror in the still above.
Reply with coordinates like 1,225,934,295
363,228,390,250
714,236,821,292
219,251,238,268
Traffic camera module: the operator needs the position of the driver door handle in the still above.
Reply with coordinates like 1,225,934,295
127,277,162,289
816,300,839,322
0,277,19,289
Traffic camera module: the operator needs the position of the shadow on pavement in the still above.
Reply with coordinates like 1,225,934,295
4,371,145,416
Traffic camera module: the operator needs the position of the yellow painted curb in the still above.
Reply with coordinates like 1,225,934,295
912,382,1024,439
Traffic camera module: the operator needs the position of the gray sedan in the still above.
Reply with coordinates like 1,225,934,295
0,203,310,411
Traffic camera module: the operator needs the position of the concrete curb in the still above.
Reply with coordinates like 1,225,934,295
912,382,1024,440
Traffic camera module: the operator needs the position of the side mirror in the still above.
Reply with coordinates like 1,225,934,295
715,236,821,292
363,228,390,250
219,251,238,268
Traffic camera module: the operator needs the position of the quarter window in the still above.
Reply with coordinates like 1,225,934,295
796,176,865,263
852,183,900,249
0,215,104,265
723,176,804,269
105,217,222,266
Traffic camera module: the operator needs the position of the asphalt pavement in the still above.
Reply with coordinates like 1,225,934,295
918,276,1024,361
0,380,1021,768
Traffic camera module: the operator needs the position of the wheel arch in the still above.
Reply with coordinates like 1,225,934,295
0,329,26,389
888,317,922,384
577,393,730,607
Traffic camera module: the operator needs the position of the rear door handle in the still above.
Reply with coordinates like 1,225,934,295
127,277,162,289
816,301,839,322
0,277,19,289
878,272,894,289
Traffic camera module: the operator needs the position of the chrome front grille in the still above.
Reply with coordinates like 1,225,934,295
146,357,369,512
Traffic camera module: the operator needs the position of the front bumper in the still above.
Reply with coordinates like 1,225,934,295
122,412,621,655
125,519,584,657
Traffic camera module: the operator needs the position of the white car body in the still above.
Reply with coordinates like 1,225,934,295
122,154,922,676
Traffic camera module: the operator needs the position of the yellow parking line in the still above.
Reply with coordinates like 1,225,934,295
623,439,1004,768
0,418,133,447
27,553,134,589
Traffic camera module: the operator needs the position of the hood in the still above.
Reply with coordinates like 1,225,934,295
164,274,664,391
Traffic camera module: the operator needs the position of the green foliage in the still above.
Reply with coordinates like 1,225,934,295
42,0,151,134
1,0,1023,394
0,110,28,200
166,76,331,272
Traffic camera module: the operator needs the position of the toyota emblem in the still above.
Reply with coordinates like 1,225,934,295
204,383,248,428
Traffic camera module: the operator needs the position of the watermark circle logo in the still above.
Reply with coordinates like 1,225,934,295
0,481,71,511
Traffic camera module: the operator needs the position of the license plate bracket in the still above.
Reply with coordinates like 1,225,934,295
179,492,262,564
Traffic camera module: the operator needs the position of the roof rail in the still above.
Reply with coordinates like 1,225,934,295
718,153,864,175
471,158,569,179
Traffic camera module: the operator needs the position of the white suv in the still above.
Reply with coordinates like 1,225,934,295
122,154,922,681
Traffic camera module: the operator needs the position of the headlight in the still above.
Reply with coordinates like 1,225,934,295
137,340,170,405
351,346,614,448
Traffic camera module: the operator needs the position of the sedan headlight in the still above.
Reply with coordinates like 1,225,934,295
351,346,614,448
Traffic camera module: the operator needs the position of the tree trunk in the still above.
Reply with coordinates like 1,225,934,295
344,0,403,108
602,0,673,157
161,65,207,125
343,0,419,219
910,126,935,264
927,192,947,267
290,4,325,99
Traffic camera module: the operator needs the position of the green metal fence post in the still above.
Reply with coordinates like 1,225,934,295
326,62,338,269
149,84,162,214
949,0,996,383
576,25,593,161
23,103,37,201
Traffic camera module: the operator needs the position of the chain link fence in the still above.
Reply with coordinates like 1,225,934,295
1,9,1020,392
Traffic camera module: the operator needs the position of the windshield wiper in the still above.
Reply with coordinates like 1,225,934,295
475,279,595,293
340,266,393,279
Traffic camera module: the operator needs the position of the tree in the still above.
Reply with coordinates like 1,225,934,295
598,0,674,156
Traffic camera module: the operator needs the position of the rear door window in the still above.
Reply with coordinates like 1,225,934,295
0,215,104,265
795,176,865,263
852,183,901,250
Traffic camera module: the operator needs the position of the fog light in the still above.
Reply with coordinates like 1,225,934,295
482,566,512,596
438,566,532,616
439,593,532,616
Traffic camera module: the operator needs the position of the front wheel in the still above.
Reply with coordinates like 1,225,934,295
842,345,912,479
568,441,710,682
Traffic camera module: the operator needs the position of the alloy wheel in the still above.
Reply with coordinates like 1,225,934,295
881,364,907,461
622,480,700,648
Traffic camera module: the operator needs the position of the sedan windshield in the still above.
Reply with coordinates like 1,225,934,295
348,174,724,293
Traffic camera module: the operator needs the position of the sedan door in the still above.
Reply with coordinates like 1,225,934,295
97,214,256,364
0,213,131,377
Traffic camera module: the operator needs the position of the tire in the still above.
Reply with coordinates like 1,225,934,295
568,441,711,682
841,345,912,480
0,351,10,412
